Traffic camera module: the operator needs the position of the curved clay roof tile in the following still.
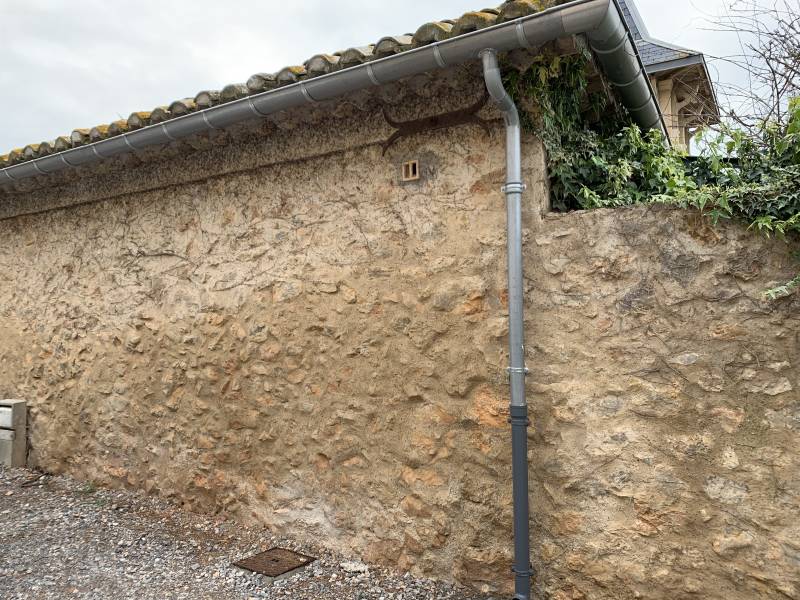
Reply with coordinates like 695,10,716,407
8,148,24,164
89,125,110,143
127,112,151,130
23,144,41,160
276,66,307,86
108,120,130,136
412,22,453,47
304,55,339,77
450,11,499,36
498,0,544,22
338,46,375,69
246,73,278,94
70,129,91,147
374,35,414,57
38,141,55,156
195,91,221,110
169,98,196,116
149,106,171,124
53,136,72,152
221,83,249,102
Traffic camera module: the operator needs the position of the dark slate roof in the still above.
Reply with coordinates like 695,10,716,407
637,40,692,66
1,0,570,171
617,0,696,67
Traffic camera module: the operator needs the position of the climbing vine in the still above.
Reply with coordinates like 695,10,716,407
504,53,800,299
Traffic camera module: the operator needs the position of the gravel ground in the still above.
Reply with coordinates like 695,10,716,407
0,466,496,600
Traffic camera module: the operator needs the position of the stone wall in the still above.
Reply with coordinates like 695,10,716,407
0,68,798,598
526,206,799,599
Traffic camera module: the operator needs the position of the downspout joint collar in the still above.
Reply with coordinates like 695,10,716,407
501,182,527,194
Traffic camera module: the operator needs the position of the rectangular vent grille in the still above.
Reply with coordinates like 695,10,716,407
402,160,420,181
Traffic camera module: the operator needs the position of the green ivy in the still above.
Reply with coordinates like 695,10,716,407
505,54,800,299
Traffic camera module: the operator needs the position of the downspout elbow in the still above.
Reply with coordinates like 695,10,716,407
480,50,520,129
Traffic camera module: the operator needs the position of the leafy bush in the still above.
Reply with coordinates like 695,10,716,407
505,55,800,298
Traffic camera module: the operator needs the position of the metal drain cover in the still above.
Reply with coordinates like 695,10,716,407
233,547,316,577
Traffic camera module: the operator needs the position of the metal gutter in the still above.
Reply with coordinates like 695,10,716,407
0,0,665,187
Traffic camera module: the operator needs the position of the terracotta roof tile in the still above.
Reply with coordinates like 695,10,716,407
127,111,151,129
3,1,568,167
169,98,196,116
194,91,220,110
89,125,110,143
412,22,453,47
221,83,249,102
498,0,547,22
246,73,278,94
23,144,41,160
70,129,91,147
276,66,307,86
53,136,71,152
108,119,130,136
304,55,339,77
8,148,25,165
37,141,54,156
451,11,500,36
374,35,413,57
338,46,375,69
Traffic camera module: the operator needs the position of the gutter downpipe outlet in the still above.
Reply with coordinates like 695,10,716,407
480,49,531,600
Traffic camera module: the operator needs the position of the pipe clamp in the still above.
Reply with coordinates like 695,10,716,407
501,182,526,194
507,366,530,376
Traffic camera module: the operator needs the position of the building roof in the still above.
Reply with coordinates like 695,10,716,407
2,0,708,180
617,0,697,69
0,0,568,171
618,0,719,127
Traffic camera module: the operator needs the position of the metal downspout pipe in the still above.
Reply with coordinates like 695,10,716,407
480,49,531,600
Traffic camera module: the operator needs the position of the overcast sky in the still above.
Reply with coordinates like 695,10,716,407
0,0,743,152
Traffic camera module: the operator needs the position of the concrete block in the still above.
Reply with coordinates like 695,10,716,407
0,399,26,467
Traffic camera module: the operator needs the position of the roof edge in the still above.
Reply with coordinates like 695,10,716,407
1,0,665,188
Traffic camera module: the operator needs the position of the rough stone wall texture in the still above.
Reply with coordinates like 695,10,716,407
527,207,799,600
0,69,799,598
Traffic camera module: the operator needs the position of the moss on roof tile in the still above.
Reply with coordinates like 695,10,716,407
127,112,151,129
338,46,375,69
305,55,339,77
108,120,130,136
412,22,453,47
374,35,413,57
451,11,500,36
276,66,307,86
37,141,54,156
221,84,249,102
89,125,110,142
149,106,171,124
498,0,545,22
53,136,71,152
70,129,90,147
23,144,41,160
169,98,196,116
246,73,278,94
194,91,220,110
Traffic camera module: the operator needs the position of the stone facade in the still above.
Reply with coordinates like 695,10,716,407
0,68,798,598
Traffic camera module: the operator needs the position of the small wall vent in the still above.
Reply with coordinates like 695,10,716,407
401,160,420,182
